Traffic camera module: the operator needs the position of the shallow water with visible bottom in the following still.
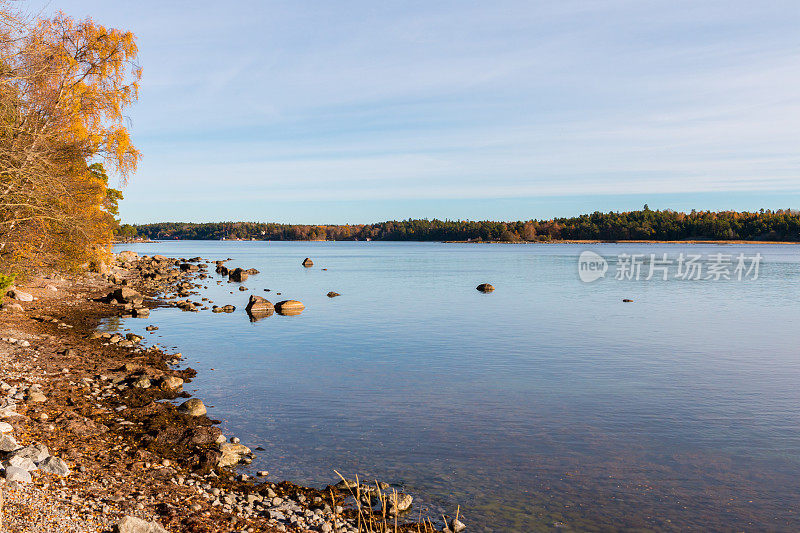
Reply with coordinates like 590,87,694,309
108,241,800,532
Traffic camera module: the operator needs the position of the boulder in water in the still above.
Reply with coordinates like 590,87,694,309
228,268,249,282
476,283,494,293
275,300,305,316
245,295,274,318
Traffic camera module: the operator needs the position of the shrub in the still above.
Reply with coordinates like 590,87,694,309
0,274,16,303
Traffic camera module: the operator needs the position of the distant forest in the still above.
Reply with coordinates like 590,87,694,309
120,208,800,242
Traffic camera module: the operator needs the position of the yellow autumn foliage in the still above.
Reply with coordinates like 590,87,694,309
0,4,140,276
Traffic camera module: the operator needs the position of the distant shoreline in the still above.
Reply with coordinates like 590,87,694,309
115,238,800,245
118,210,800,243
444,239,800,244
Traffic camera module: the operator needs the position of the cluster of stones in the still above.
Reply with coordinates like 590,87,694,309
0,380,71,485
171,473,362,533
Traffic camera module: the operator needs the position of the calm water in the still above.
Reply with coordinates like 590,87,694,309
110,241,800,531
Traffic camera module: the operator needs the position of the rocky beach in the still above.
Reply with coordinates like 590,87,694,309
0,252,456,533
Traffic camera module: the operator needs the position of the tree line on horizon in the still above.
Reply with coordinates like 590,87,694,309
120,208,800,243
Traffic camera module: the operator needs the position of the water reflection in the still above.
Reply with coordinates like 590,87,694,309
108,241,800,531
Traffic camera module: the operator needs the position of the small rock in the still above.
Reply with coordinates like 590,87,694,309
38,456,71,476
302,258,314,267
4,465,31,483
178,398,207,416
389,493,413,514
113,515,169,533
7,289,33,302
449,518,467,532
26,390,47,403
0,421,13,433
116,250,139,262
109,287,144,305
476,283,494,293
10,444,49,463
218,442,252,468
160,376,184,391
326,292,340,298
6,455,36,471
132,377,151,389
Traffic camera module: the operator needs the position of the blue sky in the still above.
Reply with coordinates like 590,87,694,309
28,0,800,223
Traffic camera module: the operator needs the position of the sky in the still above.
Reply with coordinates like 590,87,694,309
24,0,800,223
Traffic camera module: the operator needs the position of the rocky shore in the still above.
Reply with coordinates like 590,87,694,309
0,253,462,533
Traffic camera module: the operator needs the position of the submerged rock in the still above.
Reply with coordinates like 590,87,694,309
334,479,361,490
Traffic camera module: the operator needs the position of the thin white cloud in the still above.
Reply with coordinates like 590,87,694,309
22,0,800,221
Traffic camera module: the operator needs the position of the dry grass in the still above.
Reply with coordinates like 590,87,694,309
332,470,444,533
